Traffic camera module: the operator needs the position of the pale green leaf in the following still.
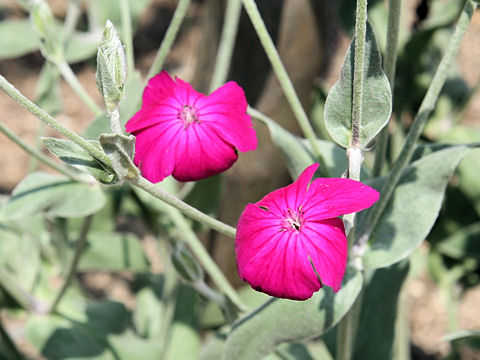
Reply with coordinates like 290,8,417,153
324,22,392,148
41,137,117,184
353,261,409,360
78,231,149,271
0,172,106,220
223,268,363,360
0,20,40,58
360,146,471,269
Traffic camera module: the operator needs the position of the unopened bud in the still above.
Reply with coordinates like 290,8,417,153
171,245,203,283
96,20,127,110
30,0,63,62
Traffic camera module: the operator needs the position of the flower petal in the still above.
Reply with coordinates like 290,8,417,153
172,124,238,182
256,163,319,216
132,122,182,182
142,71,175,105
302,178,380,221
301,218,347,292
197,82,257,152
236,204,322,300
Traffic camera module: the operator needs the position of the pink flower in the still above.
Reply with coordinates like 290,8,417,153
125,71,257,182
235,164,379,300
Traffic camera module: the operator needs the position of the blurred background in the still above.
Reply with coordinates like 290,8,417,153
0,0,479,358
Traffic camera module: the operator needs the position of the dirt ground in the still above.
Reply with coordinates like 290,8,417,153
0,1,479,359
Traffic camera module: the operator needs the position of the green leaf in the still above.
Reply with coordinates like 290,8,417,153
164,286,201,360
88,0,154,29
78,231,149,271
324,22,392,148
353,261,409,360
41,137,117,184
26,300,160,360
223,267,363,360
0,172,106,220
0,20,40,59
258,115,368,178
0,225,41,291
99,133,139,180
27,315,113,360
65,31,101,63
360,146,471,269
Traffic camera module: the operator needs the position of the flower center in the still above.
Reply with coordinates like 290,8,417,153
178,105,199,128
282,208,304,231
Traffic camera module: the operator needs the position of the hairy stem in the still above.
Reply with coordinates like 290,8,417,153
373,0,402,177
50,215,93,313
147,0,191,80
209,0,242,92
356,0,477,253
0,75,112,167
338,1,368,359
130,176,237,239
241,0,330,177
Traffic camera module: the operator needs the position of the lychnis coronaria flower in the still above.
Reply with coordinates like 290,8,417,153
126,71,257,182
235,164,379,300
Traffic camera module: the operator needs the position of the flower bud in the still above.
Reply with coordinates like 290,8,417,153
96,20,127,110
171,245,203,283
30,0,63,62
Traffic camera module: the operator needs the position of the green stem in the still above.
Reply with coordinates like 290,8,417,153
57,61,103,117
338,1,368,359
209,0,242,92
108,108,122,134
50,215,93,313
373,0,402,177
63,0,80,40
146,0,191,80
0,317,24,360
355,0,477,253
130,176,236,238
0,75,112,167
343,0,368,236
167,209,246,311
241,0,330,177
0,121,84,182
193,280,226,307
120,0,135,73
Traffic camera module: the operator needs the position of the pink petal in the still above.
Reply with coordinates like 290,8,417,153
256,163,319,215
125,100,179,132
236,204,321,300
142,71,176,105
132,122,182,183
302,178,380,221
301,218,347,292
196,82,257,152
171,124,238,182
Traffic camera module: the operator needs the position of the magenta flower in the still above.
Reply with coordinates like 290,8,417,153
125,71,257,182
235,164,379,300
